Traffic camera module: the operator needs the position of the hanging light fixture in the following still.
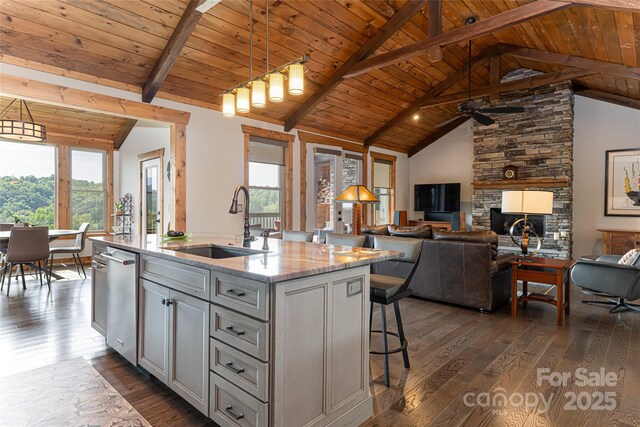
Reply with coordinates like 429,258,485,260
219,0,307,116
288,62,304,95
222,92,235,117
0,99,47,143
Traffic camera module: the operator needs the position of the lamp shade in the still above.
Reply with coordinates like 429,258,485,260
268,72,284,102
236,87,250,113
0,99,46,142
251,79,266,108
501,190,553,215
288,63,304,95
336,185,379,203
222,93,235,117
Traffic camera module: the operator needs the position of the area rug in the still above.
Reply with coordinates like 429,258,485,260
0,358,150,426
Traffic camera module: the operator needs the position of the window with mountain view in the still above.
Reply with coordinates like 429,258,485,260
0,140,56,228
247,138,285,231
71,149,106,231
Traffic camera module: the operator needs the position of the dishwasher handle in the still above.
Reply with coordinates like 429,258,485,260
101,253,136,266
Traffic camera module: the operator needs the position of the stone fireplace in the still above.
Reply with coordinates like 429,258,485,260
472,70,573,259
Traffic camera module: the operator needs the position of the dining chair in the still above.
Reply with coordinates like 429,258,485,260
0,223,13,285
1,226,51,295
324,232,366,247
48,222,90,279
281,230,314,242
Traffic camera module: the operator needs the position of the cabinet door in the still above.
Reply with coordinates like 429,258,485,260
138,279,170,383
169,290,209,415
91,262,107,337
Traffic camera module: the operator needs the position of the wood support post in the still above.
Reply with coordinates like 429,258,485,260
170,123,187,232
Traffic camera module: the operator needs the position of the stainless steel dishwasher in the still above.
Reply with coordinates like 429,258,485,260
103,247,138,365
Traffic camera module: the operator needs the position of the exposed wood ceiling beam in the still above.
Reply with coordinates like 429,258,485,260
499,44,640,80
489,55,501,102
345,0,571,79
575,87,640,110
420,68,596,109
113,119,138,150
142,0,218,103
363,46,501,149
408,117,470,157
427,0,443,62
283,0,427,132
552,0,640,13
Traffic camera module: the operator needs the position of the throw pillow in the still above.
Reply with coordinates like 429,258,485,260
388,224,432,239
617,249,640,266
360,224,390,236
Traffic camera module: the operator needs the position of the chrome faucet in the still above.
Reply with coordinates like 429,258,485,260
228,185,253,248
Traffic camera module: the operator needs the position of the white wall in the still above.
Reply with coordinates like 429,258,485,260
0,63,409,238
573,96,640,257
408,121,474,229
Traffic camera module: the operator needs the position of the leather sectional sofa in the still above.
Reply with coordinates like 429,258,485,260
361,225,515,312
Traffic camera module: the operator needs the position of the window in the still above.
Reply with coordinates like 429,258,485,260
372,154,395,225
71,149,106,231
0,140,56,228
248,138,285,231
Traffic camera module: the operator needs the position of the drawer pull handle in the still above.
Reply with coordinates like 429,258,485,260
225,289,246,297
225,326,245,336
224,405,244,420
224,362,245,374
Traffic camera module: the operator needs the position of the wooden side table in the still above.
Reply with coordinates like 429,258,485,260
510,257,576,326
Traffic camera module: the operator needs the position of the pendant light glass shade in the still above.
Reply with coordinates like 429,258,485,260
268,73,284,102
222,93,235,117
251,80,266,108
236,87,250,113
288,63,304,95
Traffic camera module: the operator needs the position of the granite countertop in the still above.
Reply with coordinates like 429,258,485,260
90,234,401,283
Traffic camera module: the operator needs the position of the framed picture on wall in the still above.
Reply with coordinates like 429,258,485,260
605,148,640,216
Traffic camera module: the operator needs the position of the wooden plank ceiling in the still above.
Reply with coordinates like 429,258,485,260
0,95,130,146
1,0,639,154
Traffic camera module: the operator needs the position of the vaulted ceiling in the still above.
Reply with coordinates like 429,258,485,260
1,0,639,154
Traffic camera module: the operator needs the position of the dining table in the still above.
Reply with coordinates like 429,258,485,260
0,229,83,280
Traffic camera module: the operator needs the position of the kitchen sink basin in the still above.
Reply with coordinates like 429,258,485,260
174,245,262,259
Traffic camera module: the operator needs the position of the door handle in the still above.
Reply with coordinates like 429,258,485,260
225,289,246,297
101,253,135,265
224,362,245,375
225,326,245,336
224,405,244,420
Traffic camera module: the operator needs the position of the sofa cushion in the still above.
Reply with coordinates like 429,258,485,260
370,274,405,298
361,224,390,235
388,224,432,239
432,230,499,259
618,248,640,266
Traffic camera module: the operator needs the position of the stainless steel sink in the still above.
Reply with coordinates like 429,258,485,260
174,245,262,259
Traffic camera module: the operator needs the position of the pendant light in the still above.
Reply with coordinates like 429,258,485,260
236,87,250,113
0,99,47,143
268,73,284,102
222,93,235,117
251,80,266,108
288,63,304,95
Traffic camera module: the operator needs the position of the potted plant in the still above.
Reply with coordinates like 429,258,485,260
114,198,126,215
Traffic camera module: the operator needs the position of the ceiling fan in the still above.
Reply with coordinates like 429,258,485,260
434,18,525,128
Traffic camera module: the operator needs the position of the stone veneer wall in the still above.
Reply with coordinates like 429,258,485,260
472,70,574,259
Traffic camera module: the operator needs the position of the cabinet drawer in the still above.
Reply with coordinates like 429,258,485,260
210,374,268,427
211,306,269,362
210,338,269,402
140,255,210,299
211,273,269,321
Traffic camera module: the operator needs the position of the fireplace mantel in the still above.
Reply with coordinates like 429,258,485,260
472,178,570,190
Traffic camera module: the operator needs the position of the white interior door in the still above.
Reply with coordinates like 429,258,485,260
141,157,162,244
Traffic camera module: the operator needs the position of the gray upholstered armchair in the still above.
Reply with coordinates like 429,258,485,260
570,254,640,313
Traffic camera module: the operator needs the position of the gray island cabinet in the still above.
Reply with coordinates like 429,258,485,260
90,235,400,427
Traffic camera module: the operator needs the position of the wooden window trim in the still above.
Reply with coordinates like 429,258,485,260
370,151,397,226
241,125,294,230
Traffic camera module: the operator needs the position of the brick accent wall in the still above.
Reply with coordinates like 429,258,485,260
472,70,574,259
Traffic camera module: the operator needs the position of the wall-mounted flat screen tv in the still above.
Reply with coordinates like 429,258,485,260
414,183,461,212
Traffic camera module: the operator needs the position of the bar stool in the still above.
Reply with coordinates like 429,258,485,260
324,232,366,247
369,236,422,387
282,230,314,242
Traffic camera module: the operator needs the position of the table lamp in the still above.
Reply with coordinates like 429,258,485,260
501,190,553,258
336,185,379,235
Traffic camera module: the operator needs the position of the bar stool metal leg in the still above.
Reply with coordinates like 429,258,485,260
380,304,390,387
393,301,410,369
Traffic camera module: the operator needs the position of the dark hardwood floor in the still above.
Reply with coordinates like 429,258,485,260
1,270,638,426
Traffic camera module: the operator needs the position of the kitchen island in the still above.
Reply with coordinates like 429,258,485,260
90,234,400,427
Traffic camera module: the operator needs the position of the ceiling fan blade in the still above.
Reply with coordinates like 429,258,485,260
435,115,463,128
478,106,525,114
472,112,495,126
